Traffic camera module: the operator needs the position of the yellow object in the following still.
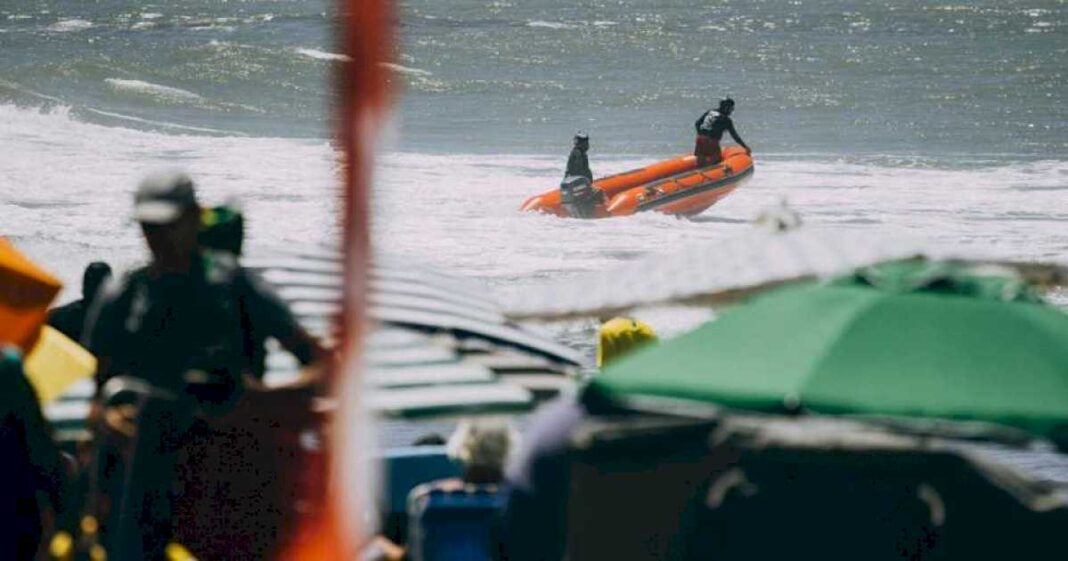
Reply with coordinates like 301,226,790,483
80,515,99,537
89,544,107,561
0,237,62,350
48,532,73,561
24,325,97,403
597,317,658,367
166,543,199,561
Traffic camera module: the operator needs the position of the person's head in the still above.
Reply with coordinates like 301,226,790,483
446,418,519,484
574,130,590,151
597,317,658,367
133,170,201,272
718,98,735,116
81,261,112,302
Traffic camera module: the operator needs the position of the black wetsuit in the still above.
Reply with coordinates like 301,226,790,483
560,145,600,217
695,110,748,149
694,110,749,165
565,146,593,181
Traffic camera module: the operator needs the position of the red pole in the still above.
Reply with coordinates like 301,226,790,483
281,0,392,557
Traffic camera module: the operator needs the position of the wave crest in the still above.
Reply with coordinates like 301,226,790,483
526,20,578,30
104,79,203,103
48,19,94,32
295,48,351,62
380,63,433,77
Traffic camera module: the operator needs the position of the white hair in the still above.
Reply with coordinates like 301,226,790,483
446,418,519,470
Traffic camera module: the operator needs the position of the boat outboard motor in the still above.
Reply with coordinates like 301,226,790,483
560,175,599,218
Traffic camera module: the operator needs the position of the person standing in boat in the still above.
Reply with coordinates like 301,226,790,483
565,131,593,182
694,98,751,165
560,131,601,218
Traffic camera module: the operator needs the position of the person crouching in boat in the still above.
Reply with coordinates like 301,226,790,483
559,131,602,218
694,98,751,165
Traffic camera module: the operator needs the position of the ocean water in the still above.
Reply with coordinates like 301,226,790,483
1,0,1066,340
3,0,1068,494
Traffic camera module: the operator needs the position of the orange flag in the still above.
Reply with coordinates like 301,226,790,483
0,237,62,351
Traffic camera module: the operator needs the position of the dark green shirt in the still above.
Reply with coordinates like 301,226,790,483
86,252,314,395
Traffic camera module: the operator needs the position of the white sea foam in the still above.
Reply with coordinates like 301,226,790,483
0,103,336,302
47,19,93,32
295,47,351,62
0,78,67,104
527,20,577,30
141,13,163,20
104,79,203,102
373,151,1068,309
379,63,433,77
3,102,1067,329
83,107,243,135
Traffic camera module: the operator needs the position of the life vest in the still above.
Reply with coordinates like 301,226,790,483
699,110,721,135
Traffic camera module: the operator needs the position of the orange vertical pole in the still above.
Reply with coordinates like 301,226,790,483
281,0,393,558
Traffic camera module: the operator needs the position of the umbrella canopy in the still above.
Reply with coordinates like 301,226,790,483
0,238,62,349
591,260,1068,443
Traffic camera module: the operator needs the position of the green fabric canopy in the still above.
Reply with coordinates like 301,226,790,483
592,261,1068,442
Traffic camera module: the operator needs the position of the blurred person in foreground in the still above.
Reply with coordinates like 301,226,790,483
0,239,70,559
86,170,323,398
368,421,519,561
498,318,656,560
82,170,325,560
47,261,112,344
444,419,519,487
0,348,68,561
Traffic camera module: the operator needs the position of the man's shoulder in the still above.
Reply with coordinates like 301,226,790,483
101,266,151,299
119,264,152,284
48,299,83,317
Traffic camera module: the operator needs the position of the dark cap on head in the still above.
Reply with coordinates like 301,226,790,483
718,98,736,111
82,261,112,301
133,170,198,224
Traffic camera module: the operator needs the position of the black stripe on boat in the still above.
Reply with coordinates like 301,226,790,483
636,165,754,213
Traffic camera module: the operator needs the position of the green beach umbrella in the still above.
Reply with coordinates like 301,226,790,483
591,260,1068,442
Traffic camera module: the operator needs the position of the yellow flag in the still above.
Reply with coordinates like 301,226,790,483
24,325,96,403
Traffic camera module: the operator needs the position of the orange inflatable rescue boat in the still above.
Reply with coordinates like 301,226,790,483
521,146,754,219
